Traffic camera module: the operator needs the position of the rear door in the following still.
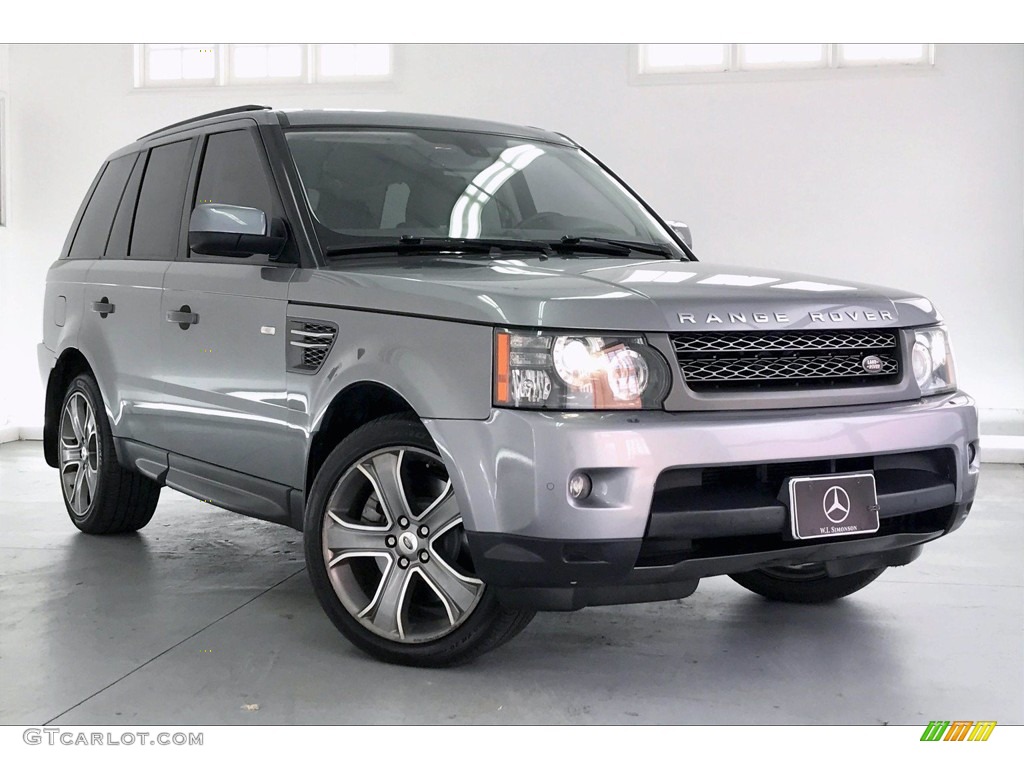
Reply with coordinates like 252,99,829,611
76,141,193,443
156,124,300,488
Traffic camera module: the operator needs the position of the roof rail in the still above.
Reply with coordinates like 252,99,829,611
138,104,273,140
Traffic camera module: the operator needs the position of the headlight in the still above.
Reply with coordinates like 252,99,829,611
494,330,671,410
912,326,957,395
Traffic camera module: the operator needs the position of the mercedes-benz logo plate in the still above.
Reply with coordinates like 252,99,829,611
787,472,880,540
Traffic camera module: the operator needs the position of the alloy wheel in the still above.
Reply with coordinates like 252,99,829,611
59,392,99,518
321,447,484,643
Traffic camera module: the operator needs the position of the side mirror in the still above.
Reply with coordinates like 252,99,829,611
189,204,287,258
667,220,693,250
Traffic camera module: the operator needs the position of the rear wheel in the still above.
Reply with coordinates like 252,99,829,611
729,563,886,603
57,374,160,534
304,415,534,666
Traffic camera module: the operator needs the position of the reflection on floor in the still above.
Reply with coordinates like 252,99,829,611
1,441,1021,725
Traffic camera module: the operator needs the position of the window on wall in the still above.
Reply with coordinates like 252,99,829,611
838,44,931,65
230,44,305,82
638,44,932,75
140,44,218,85
741,44,827,69
135,44,392,87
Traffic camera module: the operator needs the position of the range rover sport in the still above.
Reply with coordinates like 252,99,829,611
39,105,980,666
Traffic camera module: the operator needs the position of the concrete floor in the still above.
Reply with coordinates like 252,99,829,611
1,440,1021,725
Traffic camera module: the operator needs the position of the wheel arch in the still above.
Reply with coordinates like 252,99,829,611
43,348,97,468
305,381,418,496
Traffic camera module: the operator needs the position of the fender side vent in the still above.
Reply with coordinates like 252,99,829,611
287,319,337,374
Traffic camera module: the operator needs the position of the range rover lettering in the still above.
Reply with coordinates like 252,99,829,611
39,106,980,666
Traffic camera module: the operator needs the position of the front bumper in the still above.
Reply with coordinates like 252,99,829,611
424,392,980,609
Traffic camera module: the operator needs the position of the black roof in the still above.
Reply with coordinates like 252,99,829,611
135,105,574,147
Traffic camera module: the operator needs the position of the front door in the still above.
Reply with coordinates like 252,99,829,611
154,126,302,488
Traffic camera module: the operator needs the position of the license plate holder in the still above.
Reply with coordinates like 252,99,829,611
788,472,880,540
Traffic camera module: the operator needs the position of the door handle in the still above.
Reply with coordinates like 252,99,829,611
166,305,199,330
91,298,115,318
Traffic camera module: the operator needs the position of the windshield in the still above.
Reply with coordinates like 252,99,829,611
284,128,680,254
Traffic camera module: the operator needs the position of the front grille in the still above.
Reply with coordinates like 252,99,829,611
288,320,337,373
671,329,900,391
672,329,896,353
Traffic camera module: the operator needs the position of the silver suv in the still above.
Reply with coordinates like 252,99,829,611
39,105,980,666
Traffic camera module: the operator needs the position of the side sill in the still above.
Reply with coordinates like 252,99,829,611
115,438,301,530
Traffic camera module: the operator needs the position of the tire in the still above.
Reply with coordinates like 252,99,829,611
57,373,160,534
729,563,886,604
304,414,534,667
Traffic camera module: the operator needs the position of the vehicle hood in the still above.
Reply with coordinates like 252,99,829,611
299,257,941,331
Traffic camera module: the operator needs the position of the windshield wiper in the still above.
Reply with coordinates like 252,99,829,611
555,236,672,258
323,235,673,261
324,236,555,259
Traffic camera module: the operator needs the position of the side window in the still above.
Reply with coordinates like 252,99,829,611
130,139,195,260
104,153,144,259
194,130,276,216
67,154,136,260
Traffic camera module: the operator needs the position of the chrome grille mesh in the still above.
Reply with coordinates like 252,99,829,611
672,330,896,354
671,329,901,391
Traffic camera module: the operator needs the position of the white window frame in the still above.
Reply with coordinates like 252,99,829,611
640,43,730,74
134,44,220,88
634,44,935,83
134,44,394,88
835,44,933,67
227,44,308,85
739,44,829,70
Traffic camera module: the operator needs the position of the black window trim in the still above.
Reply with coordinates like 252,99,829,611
101,152,143,259
259,124,321,269
63,164,107,260
127,136,199,262
179,121,292,266
67,153,141,262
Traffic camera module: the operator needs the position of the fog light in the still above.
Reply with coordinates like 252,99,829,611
568,472,592,500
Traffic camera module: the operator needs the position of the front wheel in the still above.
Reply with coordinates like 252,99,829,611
729,563,887,603
304,415,533,666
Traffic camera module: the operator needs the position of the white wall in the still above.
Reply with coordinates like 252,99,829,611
1,43,1021,430
0,42,14,435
